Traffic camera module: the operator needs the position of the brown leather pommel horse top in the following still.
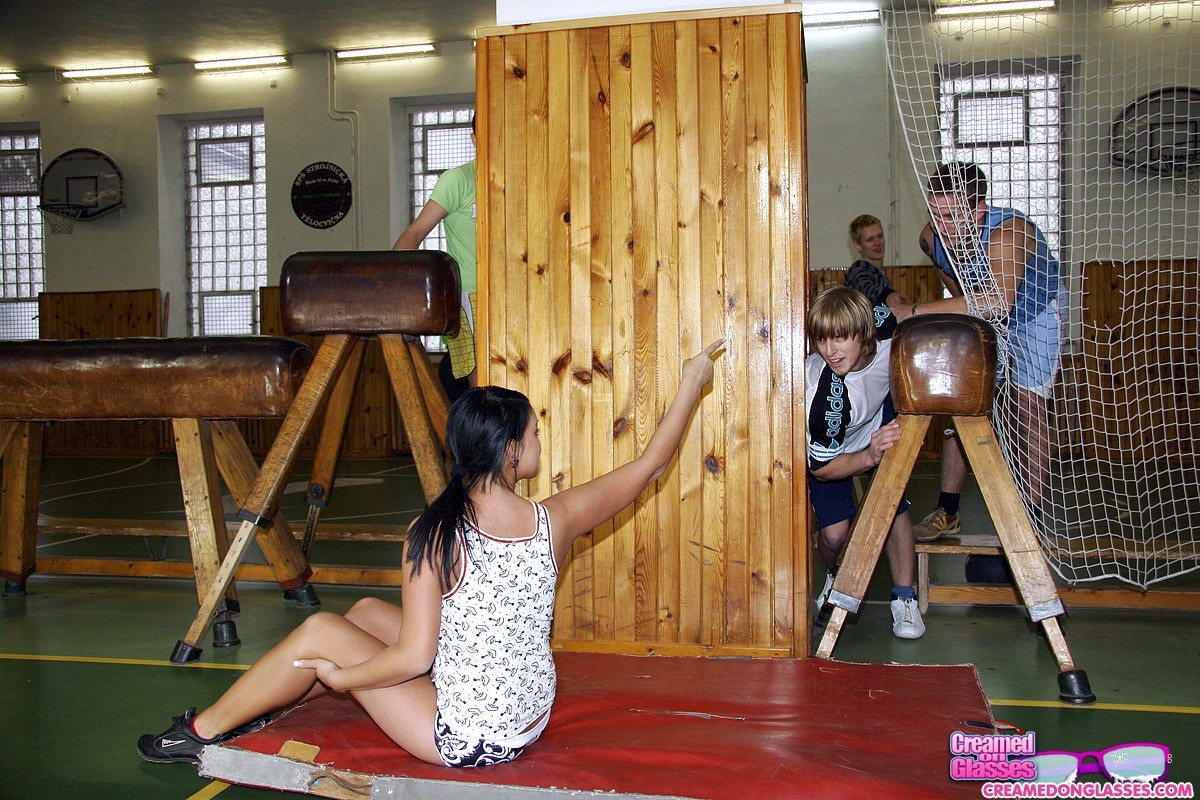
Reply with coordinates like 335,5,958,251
890,313,997,417
281,250,461,337
0,337,312,422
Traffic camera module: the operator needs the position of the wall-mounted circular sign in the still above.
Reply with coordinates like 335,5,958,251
291,162,353,229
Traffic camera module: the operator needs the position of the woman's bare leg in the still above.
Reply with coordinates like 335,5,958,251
292,597,406,705
192,608,393,739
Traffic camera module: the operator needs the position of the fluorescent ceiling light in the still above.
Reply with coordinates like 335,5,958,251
335,43,439,61
935,0,1055,14
0,72,24,85
804,9,882,26
193,55,291,72
59,65,156,80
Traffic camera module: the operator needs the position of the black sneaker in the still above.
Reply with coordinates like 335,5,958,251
137,707,224,764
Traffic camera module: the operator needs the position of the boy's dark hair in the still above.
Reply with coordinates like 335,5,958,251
406,385,533,587
928,162,988,207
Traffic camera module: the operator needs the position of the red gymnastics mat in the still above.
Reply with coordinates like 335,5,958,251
200,652,994,800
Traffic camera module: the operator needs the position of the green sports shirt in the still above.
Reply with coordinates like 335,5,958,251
430,160,477,293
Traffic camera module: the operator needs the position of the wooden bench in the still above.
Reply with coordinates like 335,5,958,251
917,533,1200,612
0,336,316,647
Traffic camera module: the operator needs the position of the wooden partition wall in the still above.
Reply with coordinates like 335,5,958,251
476,6,809,656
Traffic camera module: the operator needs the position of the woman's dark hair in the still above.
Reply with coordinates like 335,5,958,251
405,385,533,587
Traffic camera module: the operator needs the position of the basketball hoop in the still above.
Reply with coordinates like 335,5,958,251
39,203,85,235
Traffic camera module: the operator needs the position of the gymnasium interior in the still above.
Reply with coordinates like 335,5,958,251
1,1,1197,798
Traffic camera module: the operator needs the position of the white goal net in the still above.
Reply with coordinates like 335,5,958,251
883,0,1199,588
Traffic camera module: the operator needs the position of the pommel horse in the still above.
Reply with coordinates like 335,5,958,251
0,336,316,649
814,313,1096,705
169,249,460,662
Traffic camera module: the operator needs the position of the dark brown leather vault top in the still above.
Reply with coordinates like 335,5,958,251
0,337,313,421
281,250,461,337
891,313,998,417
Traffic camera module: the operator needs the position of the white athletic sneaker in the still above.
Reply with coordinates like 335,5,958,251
890,597,926,640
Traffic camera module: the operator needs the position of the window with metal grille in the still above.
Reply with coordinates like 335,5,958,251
940,68,1064,255
0,129,43,340
185,119,266,335
409,105,475,254
408,105,474,351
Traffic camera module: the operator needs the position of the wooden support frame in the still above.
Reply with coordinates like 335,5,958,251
814,413,1095,705
174,332,450,661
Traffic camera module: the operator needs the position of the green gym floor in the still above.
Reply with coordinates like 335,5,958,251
2,457,1197,799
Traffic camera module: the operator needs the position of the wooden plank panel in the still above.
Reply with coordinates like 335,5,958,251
484,36,508,384
478,8,807,654
765,12,795,648
525,30,552,505
673,20,704,645
785,12,809,653
742,13,773,644
720,14,750,645
559,26,594,639
586,25,615,643
544,28,576,638
628,20,660,642
695,15,727,647
503,36,529,400
607,24,638,642
651,20,681,643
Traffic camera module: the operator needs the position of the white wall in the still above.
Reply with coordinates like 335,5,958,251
802,22,928,270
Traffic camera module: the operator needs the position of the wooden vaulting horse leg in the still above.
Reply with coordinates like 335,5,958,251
380,334,449,504
172,335,357,663
173,418,242,646
1,421,42,598
172,249,461,663
406,338,450,445
813,314,1094,705
953,414,1090,702
815,415,930,657
300,339,368,558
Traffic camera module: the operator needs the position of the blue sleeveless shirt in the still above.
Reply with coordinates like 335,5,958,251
928,206,1060,339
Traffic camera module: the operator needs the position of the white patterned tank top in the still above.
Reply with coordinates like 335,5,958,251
431,500,559,740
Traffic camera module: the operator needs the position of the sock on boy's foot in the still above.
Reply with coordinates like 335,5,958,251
891,584,915,601
937,492,961,517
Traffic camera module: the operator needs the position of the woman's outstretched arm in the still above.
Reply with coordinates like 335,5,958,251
543,339,724,558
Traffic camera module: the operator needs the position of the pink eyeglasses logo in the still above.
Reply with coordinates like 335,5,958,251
1029,743,1170,784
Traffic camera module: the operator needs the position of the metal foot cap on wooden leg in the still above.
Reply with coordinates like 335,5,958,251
171,639,204,663
3,579,28,598
1057,669,1096,705
212,619,241,648
284,583,321,607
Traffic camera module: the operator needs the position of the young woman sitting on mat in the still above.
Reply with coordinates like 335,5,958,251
138,339,723,769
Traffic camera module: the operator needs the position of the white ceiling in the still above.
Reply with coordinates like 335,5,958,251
0,0,499,75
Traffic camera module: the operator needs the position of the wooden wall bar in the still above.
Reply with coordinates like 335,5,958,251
1067,260,1200,461
477,6,809,656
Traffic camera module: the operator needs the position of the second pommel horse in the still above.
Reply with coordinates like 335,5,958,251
814,313,1095,705
171,250,460,663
